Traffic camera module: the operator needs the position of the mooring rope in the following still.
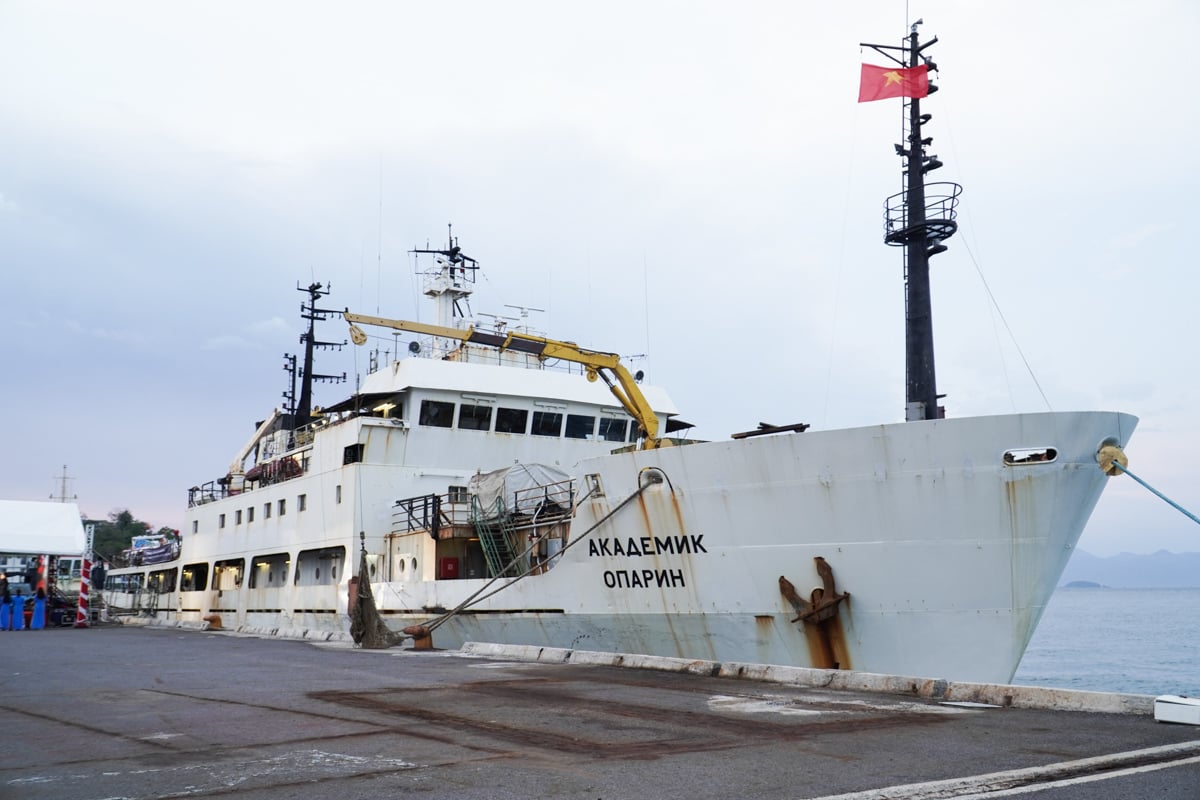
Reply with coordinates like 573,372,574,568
1109,462,1200,527
1097,443,1199,527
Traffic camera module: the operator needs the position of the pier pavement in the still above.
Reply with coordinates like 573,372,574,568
2,625,1197,799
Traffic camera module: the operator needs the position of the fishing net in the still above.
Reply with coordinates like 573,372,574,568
349,546,405,649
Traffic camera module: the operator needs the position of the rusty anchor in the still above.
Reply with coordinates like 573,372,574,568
779,556,849,624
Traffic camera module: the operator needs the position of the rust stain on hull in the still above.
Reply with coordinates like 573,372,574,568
801,614,853,672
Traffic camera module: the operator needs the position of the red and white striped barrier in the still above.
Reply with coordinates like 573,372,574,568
74,558,91,628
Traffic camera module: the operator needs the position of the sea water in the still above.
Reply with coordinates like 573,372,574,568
1012,588,1200,696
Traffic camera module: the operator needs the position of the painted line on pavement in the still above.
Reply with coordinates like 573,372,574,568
800,740,1200,800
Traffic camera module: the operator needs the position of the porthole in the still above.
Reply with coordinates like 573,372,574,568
411,557,417,572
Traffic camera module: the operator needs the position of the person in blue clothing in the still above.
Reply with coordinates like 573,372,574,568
31,588,46,631
0,588,10,630
10,591,24,631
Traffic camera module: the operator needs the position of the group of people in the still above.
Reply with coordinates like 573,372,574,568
0,586,47,631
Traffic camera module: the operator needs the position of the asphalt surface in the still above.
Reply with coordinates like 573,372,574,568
2,625,1198,799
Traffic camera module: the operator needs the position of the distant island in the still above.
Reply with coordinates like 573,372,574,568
1059,550,1200,589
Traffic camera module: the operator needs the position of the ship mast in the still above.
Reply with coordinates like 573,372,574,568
410,224,479,359
863,20,961,422
287,282,347,428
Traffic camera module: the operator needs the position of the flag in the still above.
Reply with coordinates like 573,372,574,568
858,63,929,103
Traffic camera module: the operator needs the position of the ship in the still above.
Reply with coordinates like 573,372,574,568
102,24,1136,684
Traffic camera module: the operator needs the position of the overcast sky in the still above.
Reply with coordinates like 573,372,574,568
2,1,1196,557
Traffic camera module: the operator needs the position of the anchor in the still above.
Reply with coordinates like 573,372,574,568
779,556,849,624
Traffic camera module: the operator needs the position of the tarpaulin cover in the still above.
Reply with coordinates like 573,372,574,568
468,463,571,520
0,500,87,555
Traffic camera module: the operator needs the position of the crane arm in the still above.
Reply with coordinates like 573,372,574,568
228,409,281,475
343,310,663,448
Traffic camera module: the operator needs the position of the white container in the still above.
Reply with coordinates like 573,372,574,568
1154,695,1200,725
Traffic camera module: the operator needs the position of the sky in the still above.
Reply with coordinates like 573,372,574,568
2,1,1197,557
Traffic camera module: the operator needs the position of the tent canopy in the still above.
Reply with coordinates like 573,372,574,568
0,500,86,555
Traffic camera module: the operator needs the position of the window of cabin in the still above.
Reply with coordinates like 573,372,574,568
419,399,454,427
219,513,226,529
264,502,272,519
249,553,288,588
149,568,178,593
278,498,286,516
181,563,209,592
599,418,628,442
565,414,596,440
343,443,365,464
335,484,342,504
298,494,307,512
192,520,199,534
235,509,243,525
247,506,255,523
458,404,492,431
629,423,642,443
213,559,244,590
531,410,563,437
495,407,528,434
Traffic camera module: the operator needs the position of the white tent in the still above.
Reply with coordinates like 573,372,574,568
0,500,87,555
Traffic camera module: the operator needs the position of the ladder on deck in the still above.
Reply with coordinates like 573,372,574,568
470,496,522,578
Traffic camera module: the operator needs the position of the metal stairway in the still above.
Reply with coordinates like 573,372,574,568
470,496,522,578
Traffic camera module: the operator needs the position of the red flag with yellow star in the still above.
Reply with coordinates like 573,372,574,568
858,63,929,102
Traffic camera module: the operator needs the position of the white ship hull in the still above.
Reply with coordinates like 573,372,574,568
106,407,1135,684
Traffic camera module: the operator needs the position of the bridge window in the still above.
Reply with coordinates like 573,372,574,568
599,418,628,442
495,407,528,434
419,399,454,428
565,414,596,440
458,404,492,431
531,411,563,437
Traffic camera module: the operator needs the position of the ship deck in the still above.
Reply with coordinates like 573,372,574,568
6,625,1198,799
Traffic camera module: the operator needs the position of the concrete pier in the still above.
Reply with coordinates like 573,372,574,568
3,625,1197,799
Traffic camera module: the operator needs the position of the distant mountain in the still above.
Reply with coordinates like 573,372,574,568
1059,550,1200,588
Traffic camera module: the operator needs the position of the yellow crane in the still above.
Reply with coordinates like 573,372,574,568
343,311,665,449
